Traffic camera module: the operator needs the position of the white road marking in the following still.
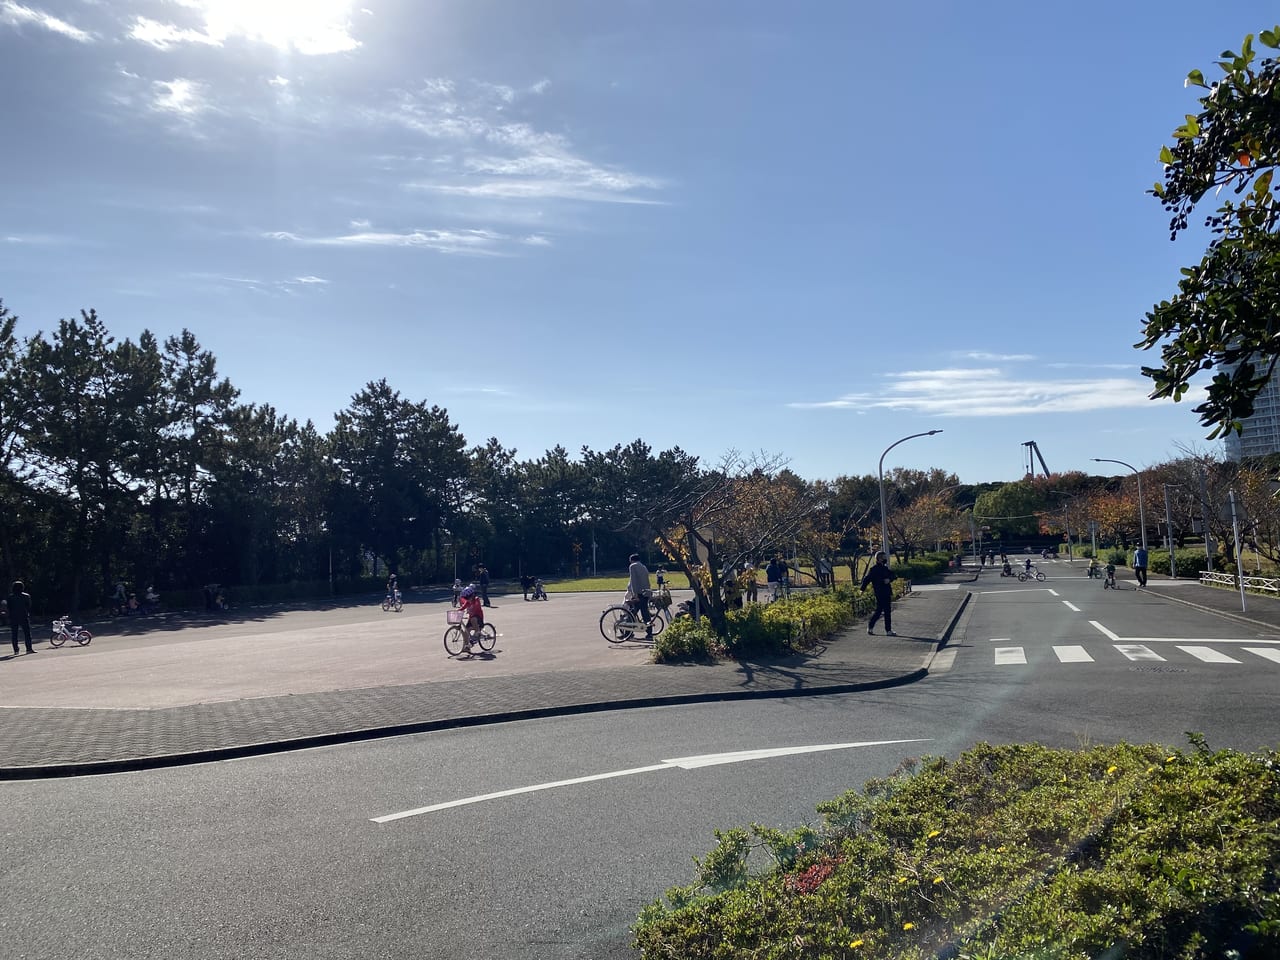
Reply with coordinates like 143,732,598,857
1047,589,1059,596
1177,646,1241,664
994,647,1026,665
931,648,958,672
1245,647,1280,664
1115,644,1165,662
1090,620,1123,642
988,637,1012,643
1053,645,1093,663
1062,600,1080,612
980,588,1058,595
912,584,960,591
371,739,931,823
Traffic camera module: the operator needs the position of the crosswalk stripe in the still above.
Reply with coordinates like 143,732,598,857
1177,646,1241,664
1114,644,1165,661
994,647,1026,665
1245,647,1280,664
1053,645,1093,662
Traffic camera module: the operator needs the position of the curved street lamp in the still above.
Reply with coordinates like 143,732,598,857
1093,457,1147,550
879,430,944,557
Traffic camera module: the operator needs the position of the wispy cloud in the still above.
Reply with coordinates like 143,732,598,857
791,366,1153,416
151,78,211,117
184,272,332,295
128,16,217,51
124,2,359,55
1,1,92,42
264,228,517,256
1045,361,1135,371
962,351,1036,362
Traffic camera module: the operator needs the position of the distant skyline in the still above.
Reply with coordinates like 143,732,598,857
4,1,1272,483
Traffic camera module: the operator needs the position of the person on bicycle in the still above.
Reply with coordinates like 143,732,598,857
1104,561,1116,587
458,586,484,653
386,572,398,600
1024,556,1033,575
1087,557,1099,579
626,553,654,638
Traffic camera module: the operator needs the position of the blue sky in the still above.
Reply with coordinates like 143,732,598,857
3,1,1273,484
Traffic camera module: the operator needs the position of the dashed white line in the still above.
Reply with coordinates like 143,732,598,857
1177,646,1241,664
994,647,1027,665
1114,644,1165,662
1062,600,1080,612
1053,645,1093,663
1245,647,1280,664
371,739,932,823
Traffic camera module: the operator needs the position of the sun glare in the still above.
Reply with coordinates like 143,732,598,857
200,0,360,55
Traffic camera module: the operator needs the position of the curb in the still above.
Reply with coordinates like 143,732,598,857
1,592,973,781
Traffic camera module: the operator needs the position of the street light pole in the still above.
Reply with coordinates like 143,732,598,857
1163,484,1180,580
1093,458,1147,551
879,430,944,558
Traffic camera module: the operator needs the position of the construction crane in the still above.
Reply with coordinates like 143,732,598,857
1023,441,1049,478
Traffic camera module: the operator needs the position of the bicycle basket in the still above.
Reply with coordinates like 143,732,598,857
446,609,464,624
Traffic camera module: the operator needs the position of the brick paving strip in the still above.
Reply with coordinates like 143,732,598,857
0,588,972,779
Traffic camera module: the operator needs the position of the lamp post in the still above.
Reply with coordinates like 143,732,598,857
879,430,944,558
1093,458,1147,550
1163,483,1182,579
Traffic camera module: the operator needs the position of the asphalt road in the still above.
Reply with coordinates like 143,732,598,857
5,575,1277,960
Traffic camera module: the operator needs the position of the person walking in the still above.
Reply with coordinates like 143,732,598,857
8,580,35,655
861,552,897,636
478,565,491,607
743,563,758,603
626,553,655,638
1132,545,1149,588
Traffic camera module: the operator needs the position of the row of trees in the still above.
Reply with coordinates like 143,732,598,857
5,298,1273,619
2,302,942,615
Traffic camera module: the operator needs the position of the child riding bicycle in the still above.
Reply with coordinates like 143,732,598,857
458,586,485,653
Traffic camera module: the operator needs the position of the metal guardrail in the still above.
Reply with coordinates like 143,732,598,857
1200,570,1280,594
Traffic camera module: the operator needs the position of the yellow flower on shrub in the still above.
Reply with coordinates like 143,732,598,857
932,876,943,885
902,921,915,931
927,829,941,839
849,939,864,949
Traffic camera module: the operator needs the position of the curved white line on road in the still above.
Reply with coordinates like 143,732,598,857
371,739,932,823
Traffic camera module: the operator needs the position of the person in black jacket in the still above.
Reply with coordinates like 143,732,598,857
860,552,897,636
8,580,35,655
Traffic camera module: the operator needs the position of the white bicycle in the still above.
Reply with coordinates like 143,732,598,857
51,616,93,647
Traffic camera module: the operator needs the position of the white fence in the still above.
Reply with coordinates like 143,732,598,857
1200,570,1280,595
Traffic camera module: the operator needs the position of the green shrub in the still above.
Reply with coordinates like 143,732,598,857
652,618,721,662
633,738,1280,959
889,558,947,582
1107,548,1129,566
1147,547,1224,577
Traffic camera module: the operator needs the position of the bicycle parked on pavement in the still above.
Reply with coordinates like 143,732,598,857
443,608,496,656
50,616,92,647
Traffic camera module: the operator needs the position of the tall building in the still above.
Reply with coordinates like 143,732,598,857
1223,364,1280,460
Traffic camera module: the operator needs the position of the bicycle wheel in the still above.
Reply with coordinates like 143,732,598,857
382,599,391,612
600,606,637,643
478,623,497,651
1017,572,1028,582
648,612,666,638
50,629,66,648
1034,571,1046,582
393,599,403,612
74,629,92,645
443,625,466,657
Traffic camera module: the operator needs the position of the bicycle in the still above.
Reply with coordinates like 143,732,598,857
599,596,666,644
443,608,495,656
1103,568,1117,590
1017,566,1046,583
50,617,92,648
382,589,403,613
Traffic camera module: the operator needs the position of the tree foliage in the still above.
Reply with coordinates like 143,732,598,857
1141,28,1280,437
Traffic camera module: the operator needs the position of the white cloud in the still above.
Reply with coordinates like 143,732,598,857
265,228,517,256
128,15,217,50
288,275,329,284
126,1,360,55
529,78,551,95
791,366,1154,416
522,234,551,246
1,1,92,42
963,351,1036,362
151,78,210,116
